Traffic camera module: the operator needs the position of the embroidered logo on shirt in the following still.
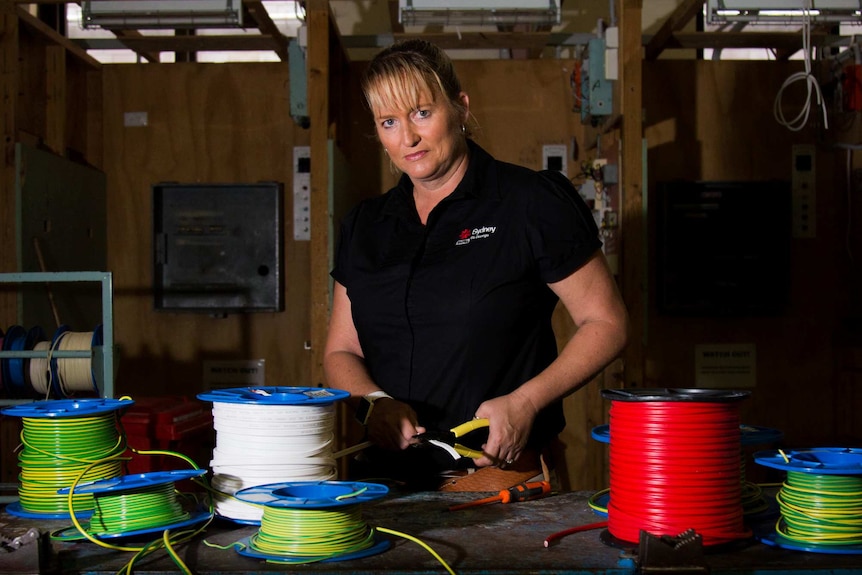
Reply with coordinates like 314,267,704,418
455,226,497,246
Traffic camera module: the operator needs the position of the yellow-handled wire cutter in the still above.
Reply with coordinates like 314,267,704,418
413,418,490,460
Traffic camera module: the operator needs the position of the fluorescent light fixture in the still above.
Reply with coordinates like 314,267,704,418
81,0,243,30
707,1,862,23
398,0,561,27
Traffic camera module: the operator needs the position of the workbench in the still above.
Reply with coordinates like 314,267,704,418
2,489,861,574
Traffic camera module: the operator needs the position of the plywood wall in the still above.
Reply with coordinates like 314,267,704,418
643,60,857,449
101,63,311,397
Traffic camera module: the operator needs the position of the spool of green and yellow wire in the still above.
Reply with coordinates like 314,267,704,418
55,469,212,540
233,480,390,564
755,447,862,554
1,398,132,519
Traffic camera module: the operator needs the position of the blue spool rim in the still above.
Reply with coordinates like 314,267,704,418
591,424,611,444
754,447,862,475
5,501,95,521
0,329,4,394
602,388,750,402
2,325,27,393
1,397,134,418
235,480,389,509
53,510,213,541
591,423,784,446
49,325,70,398
198,386,350,406
58,469,206,495
236,534,390,563
759,531,862,555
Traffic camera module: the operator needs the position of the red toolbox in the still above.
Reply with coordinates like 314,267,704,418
121,396,214,476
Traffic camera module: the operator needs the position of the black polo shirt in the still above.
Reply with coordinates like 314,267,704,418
332,140,601,449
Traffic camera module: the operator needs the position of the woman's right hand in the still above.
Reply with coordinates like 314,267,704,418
366,398,426,451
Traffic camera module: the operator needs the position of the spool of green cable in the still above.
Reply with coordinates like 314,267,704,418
233,480,391,564
56,469,212,539
755,447,862,554
1,398,132,519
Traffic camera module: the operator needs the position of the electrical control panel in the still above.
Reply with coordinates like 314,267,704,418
293,146,311,241
791,144,816,239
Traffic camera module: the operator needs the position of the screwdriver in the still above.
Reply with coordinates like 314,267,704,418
448,480,551,511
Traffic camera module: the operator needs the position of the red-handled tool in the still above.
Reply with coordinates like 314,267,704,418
448,480,551,511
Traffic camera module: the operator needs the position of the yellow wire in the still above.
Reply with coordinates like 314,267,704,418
376,527,457,575
62,448,213,574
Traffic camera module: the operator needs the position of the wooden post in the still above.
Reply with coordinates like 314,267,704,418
307,0,331,392
0,2,19,313
45,45,66,156
619,0,644,389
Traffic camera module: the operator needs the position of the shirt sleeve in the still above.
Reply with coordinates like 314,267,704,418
528,170,603,284
330,205,358,287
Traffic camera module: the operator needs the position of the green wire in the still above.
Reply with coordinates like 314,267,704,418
251,505,375,562
16,414,125,515
776,471,862,545
88,483,190,536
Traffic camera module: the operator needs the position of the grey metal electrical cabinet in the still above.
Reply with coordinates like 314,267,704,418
152,182,284,314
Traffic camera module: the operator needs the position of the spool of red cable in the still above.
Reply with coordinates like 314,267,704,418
602,388,753,547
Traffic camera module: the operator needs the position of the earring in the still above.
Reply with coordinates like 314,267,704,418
461,125,466,136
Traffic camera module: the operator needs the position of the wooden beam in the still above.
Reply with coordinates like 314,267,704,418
0,2,19,310
16,5,100,69
388,0,404,34
77,33,288,53
113,30,160,63
644,0,701,61
394,31,553,53
667,31,831,51
620,0,644,389
243,0,289,61
45,44,66,156
307,0,331,391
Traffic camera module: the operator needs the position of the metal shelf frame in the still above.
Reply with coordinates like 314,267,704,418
0,271,114,403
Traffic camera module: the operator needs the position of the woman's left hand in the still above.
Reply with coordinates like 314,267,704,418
472,389,538,468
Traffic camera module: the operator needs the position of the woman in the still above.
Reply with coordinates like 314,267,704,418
324,39,629,490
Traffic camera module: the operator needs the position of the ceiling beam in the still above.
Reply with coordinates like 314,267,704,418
393,31,553,54
242,0,289,61
644,0,702,61
112,29,160,63
16,4,100,68
74,34,286,53
667,30,832,51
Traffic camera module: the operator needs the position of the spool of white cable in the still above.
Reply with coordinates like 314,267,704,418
197,386,350,523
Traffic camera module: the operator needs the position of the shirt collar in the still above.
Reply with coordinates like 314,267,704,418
380,140,499,222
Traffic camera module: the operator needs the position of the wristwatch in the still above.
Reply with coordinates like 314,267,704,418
355,390,393,425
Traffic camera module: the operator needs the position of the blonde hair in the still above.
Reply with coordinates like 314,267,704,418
362,39,467,125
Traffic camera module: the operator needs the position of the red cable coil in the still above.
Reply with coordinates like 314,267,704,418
607,400,752,546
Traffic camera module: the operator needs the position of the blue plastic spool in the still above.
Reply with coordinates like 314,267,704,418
55,469,212,539
198,385,350,406
1,325,27,396
754,447,862,555
0,326,5,393
234,481,391,563
1,397,134,419
1,398,134,520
